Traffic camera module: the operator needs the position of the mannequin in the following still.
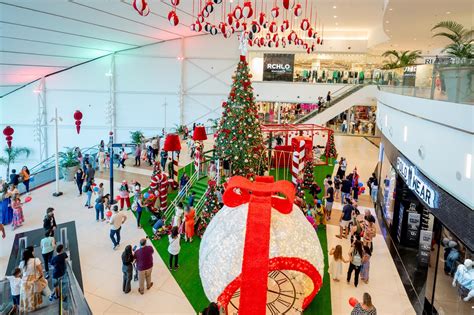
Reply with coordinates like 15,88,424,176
452,259,474,302
444,241,460,275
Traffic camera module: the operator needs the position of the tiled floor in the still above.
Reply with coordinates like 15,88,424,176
0,135,416,314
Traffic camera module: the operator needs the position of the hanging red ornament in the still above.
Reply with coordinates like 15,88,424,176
282,19,289,30
259,37,265,46
210,25,218,35
288,31,297,41
265,33,271,40
3,126,14,148
242,1,253,18
308,28,314,37
195,22,203,32
204,22,211,32
250,21,260,34
133,0,150,16
311,44,315,52
272,34,279,42
248,39,254,47
317,37,321,44
197,13,204,23
205,1,214,13
190,23,196,31
140,5,150,16
282,0,293,10
170,0,179,5
73,110,83,134
271,6,280,18
202,8,210,17
300,18,310,31
226,13,234,25
213,0,222,3
241,22,248,31
269,21,277,33
233,5,243,19
258,12,266,25
233,19,241,29
293,3,302,16
168,11,179,26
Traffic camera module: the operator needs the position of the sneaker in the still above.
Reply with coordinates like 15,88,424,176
113,245,118,250
45,274,50,279
174,265,179,271
49,294,55,302
147,282,154,290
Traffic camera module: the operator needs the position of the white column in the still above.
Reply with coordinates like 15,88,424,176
179,37,185,126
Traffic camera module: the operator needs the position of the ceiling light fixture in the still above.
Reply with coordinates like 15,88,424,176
333,15,337,18
389,8,393,11
335,22,338,25
386,20,389,23
446,11,451,14
333,5,337,9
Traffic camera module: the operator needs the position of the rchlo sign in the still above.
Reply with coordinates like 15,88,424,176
396,157,438,208
263,53,294,81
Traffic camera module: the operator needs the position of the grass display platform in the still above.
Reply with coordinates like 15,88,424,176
134,159,335,313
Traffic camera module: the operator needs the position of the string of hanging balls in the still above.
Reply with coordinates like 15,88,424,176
132,0,325,54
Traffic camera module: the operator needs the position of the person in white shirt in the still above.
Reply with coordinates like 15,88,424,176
109,205,127,250
168,226,181,271
40,229,56,278
5,267,22,312
172,202,184,228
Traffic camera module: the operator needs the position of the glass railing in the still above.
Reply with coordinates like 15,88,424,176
378,63,474,105
59,261,93,315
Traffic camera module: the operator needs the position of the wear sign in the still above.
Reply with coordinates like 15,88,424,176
396,157,437,208
263,53,294,82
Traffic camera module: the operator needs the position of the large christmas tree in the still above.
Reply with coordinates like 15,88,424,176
325,132,337,158
303,158,314,188
197,180,220,237
215,56,265,178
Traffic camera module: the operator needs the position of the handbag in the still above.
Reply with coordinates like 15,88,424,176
33,260,48,293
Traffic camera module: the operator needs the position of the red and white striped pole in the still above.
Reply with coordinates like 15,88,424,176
158,172,168,212
291,139,306,185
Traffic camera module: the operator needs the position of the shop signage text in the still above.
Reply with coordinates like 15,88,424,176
263,53,294,82
396,157,437,208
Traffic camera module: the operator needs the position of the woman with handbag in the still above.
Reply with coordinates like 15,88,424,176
19,246,52,312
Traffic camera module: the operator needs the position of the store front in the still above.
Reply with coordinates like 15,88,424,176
377,136,474,314
256,101,318,123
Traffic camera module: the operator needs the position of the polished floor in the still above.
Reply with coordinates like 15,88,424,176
0,136,416,314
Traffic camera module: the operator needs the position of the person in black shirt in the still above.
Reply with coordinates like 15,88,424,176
9,169,19,186
341,176,352,204
50,244,68,300
275,136,283,146
309,182,322,202
121,245,135,293
337,203,354,239
367,173,378,196
43,208,57,232
324,181,334,221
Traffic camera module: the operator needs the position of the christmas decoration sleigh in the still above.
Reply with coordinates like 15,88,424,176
199,176,324,314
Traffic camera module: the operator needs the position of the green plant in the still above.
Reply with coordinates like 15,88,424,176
130,130,145,145
432,21,473,60
382,50,422,69
0,147,31,179
174,124,186,134
58,147,80,168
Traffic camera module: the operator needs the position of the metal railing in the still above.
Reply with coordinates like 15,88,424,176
164,169,199,222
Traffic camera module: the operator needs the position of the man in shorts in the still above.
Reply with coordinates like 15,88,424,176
337,202,354,239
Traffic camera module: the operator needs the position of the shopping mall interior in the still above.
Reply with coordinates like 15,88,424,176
0,0,472,314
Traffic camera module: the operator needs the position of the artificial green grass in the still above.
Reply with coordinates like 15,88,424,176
134,159,335,313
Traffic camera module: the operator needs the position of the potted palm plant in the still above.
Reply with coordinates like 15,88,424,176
130,130,144,145
59,147,80,181
382,50,422,69
432,21,473,103
0,146,31,179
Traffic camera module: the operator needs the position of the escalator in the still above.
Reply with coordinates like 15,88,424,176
294,84,378,125
0,222,92,315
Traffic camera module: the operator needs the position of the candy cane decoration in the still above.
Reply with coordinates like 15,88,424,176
170,152,179,185
194,141,203,176
291,139,305,185
158,172,169,211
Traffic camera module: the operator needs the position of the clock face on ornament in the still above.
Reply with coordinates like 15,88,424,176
227,270,304,314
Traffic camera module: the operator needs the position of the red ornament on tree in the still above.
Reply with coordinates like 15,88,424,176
3,126,14,148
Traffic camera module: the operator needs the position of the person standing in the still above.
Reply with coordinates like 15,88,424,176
347,240,364,287
5,268,22,314
151,137,159,161
134,145,141,167
160,150,168,172
121,245,135,294
323,175,331,193
43,208,57,232
98,149,106,173
341,175,352,205
334,175,342,200
324,180,334,221
74,168,85,197
20,166,31,194
187,192,196,207
336,157,347,178
9,169,20,186
118,181,131,211
134,238,154,294
50,244,68,300
84,180,93,209
11,195,24,230
134,193,143,228
326,91,331,105
109,205,127,250
329,245,348,281
85,163,95,183
184,206,195,242
337,202,354,239
168,226,181,271
40,229,56,278
95,196,105,222
360,246,372,284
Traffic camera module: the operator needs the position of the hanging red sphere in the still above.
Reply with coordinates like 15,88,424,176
3,126,14,148
242,1,253,18
308,28,314,37
168,11,179,26
282,0,293,10
197,13,204,23
170,0,179,5
226,13,234,25
293,3,302,16
133,0,150,16
73,110,83,134
233,5,243,20
271,6,280,18
205,1,214,14
300,18,310,31
195,22,203,32
258,12,266,26
269,21,278,33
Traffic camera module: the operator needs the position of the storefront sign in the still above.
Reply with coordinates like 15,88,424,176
396,157,438,208
263,53,295,82
402,66,417,87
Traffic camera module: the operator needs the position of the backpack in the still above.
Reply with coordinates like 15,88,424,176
352,250,362,266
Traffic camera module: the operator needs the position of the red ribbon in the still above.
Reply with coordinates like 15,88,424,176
222,176,295,315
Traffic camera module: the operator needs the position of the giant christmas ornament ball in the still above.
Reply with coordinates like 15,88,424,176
199,201,324,307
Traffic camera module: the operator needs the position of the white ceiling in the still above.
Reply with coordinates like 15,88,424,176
0,0,471,97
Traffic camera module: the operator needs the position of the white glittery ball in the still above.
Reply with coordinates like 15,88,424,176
199,202,324,303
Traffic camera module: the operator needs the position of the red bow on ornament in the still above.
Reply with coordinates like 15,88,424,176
220,176,294,314
133,0,150,16
3,126,14,148
73,110,83,134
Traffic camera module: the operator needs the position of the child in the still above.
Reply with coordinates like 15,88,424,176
5,267,21,313
314,201,325,225
188,192,196,207
306,210,318,232
329,245,348,281
50,244,68,300
360,246,372,284
11,194,24,230
104,152,110,169
119,180,131,210
168,226,181,271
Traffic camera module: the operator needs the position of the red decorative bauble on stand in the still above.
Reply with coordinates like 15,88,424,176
73,110,83,134
3,126,14,148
